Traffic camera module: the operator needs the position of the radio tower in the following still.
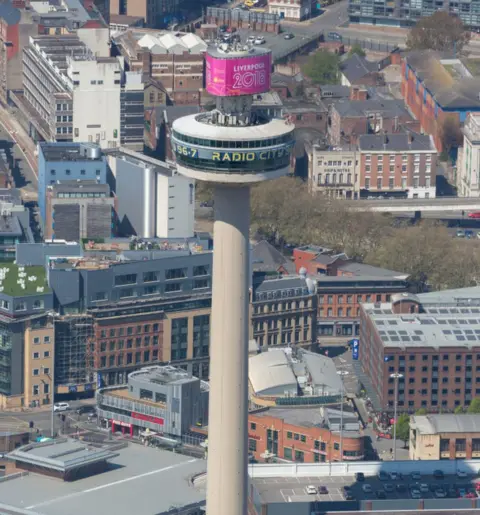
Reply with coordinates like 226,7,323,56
172,41,295,515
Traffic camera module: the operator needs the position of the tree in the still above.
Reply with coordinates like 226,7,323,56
393,414,410,446
415,408,428,415
438,116,463,157
302,50,339,85
455,405,465,414
406,12,471,53
348,44,366,58
467,397,480,414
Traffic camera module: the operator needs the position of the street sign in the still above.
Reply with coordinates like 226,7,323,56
352,339,359,360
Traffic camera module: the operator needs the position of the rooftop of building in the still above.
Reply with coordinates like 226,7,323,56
332,97,409,118
358,132,435,152
113,28,207,58
312,253,347,266
251,405,361,435
364,286,480,348
29,35,90,73
411,414,480,435
251,240,295,274
319,84,351,98
48,180,110,195
340,53,379,83
336,262,409,279
0,443,206,515
0,213,22,237
128,365,208,389
108,146,177,177
8,438,119,473
0,262,49,296
249,348,343,397
39,142,104,162
154,104,201,125
0,188,22,206
283,97,328,114
252,273,316,298
405,50,480,109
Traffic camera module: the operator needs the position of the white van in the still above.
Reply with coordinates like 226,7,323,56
53,402,70,412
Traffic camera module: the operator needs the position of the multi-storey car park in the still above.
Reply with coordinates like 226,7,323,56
171,41,295,515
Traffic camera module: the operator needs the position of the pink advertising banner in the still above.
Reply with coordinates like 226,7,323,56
206,53,272,97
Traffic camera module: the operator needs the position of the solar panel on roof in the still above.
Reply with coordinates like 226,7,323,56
379,331,386,336
443,330,452,335
400,336,411,341
460,309,471,314
439,309,448,314
465,329,474,334
391,336,400,342
373,310,383,314
388,320,398,325
429,309,439,314
448,320,457,325
472,309,480,313
383,336,390,341
453,330,462,334
420,319,435,325
450,309,460,314
398,330,408,335
468,320,477,324
437,320,447,324
412,336,421,341
458,320,467,324
414,330,423,335
467,335,476,341
457,335,466,341
387,330,397,335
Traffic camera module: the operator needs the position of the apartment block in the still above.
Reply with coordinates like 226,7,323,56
37,142,107,229
349,0,480,30
359,287,480,412
358,132,437,199
109,0,180,28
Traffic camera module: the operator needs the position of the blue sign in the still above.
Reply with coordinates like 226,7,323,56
352,339,359,360
69,385,77,393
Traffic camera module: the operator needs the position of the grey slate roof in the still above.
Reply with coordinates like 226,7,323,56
251,240,295,273
340,53,378,83
313,253,347,265
254,276,308,293
333,98,409,118
358,132,435,152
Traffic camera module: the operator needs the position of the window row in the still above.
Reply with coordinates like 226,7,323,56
100,324,160,338
99,349,159,368
98,336,160,352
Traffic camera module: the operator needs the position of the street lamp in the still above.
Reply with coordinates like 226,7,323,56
390,372,403,461
337,370,349,462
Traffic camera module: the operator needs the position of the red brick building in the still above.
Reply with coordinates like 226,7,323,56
357,132,437,199
359,289,480,413
248,407,364,463
401,51,480,153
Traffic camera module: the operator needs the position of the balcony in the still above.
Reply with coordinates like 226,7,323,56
97,388,166,420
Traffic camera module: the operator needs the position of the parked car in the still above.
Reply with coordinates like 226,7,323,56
378,471,389,481
283,33,295,39
456,229,465,238
457,470,469,478
247,34,256,42
384,483,395,493
389,472,399,480
433,470,444,480
376,490,386,499
410,488,421,499
468,211,480,219
254,37,266,45
411,471,421,480
319,486,328,495
465,229,475,239
355,472,365,482
362,484,373,493
458,487,467,497
53,402,70,412
434,488,446,498
306,485,317,495
75,405,96,415
419,484,429,493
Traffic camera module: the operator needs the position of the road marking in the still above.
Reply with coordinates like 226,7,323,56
26,459,198,509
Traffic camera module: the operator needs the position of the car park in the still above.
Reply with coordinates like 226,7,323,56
376,490,386,499
434,488,446,498
457,470,469,478
378,471,389,481
433,470,444,479
362,484,373,493
384,483,395,493
306,485,317,495
53,402,70,412
355,472,365,482
389,472,399,480
319,486,328,495
411,472,421,480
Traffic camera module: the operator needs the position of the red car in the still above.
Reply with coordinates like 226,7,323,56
468,212,480,219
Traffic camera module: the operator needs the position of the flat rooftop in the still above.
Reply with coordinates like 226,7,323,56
39,143,104,162
9,439,119,472
411,414,480,435
0,444,206,515
29,35,89,73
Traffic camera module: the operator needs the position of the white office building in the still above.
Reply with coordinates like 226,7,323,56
111,148,195,239
459,113,480,197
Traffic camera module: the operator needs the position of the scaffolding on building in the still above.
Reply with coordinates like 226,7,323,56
54,314,94,388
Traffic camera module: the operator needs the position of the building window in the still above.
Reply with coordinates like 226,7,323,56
44,336,50,343
33,352,39,359
286,431,292,439
193,265,209,276
284,447,293,460
44,351,50,358
249,439,257,452
143,271,158,282
165,283,182,293
33,300,44,310
115,273,137,286
166,268,187,280
33,385,39,395
33,369,39,376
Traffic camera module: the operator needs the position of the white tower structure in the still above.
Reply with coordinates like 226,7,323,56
172,42,295,515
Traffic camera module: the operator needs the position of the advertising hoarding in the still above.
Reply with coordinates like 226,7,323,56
206,52,272,96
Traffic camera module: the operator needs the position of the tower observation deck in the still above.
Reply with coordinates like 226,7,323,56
172,42,295,515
